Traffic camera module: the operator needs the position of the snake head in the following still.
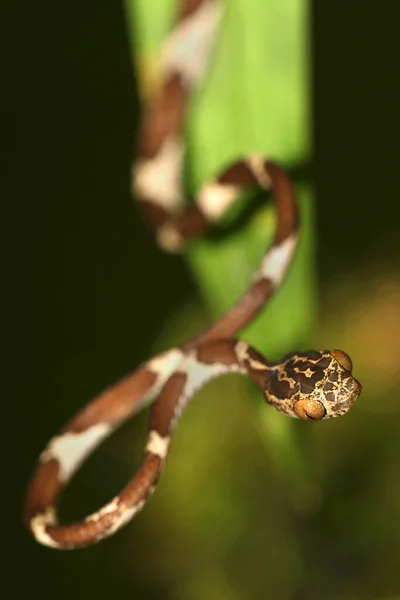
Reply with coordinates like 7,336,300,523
265,349,362,420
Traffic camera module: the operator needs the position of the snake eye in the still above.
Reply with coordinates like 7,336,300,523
330,350,353,373
294,399,326,421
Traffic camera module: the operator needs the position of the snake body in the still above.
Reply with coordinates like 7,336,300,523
24,0,361,549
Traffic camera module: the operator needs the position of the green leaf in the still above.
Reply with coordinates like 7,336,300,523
125,0,315,483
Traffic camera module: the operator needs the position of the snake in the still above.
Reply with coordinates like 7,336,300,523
24,0,362,550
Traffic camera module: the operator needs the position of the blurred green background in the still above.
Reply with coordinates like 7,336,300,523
7,1,400,598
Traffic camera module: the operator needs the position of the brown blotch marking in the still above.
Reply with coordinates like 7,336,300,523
324,382,336,392
197,340,237,365
299,382,315,396
150,372,187,436
62,366,157,435
266,161,299,245
41,453,163,548
178,0,207,20
279,351,298,364
47,505,122,548
241,345,271,387
138,200,172,229
138,74,189,159
248,277,274,305
331,400,346,413
218,160,258,187
330,370,339,383
247,368,268,389
24,459,61,524
183,278,273,350
267,375,298,402
171,205,209,240
313,355,332,369
287,363,322,388
325,391,336,402
245,345,268,367
297,370,324,390
120,453,163,506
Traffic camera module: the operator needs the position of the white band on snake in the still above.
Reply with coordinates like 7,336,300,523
24,0,361,549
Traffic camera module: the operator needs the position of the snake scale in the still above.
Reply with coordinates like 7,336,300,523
24,0,362,549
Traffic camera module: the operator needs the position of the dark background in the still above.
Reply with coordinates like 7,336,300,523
5,1,400,598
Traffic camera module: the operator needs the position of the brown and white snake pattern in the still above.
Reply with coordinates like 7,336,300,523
24,0,362,549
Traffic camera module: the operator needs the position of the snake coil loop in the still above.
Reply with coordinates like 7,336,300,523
24,0,361,549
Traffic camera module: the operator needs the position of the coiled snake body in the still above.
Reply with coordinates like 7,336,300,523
24,0,361,549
